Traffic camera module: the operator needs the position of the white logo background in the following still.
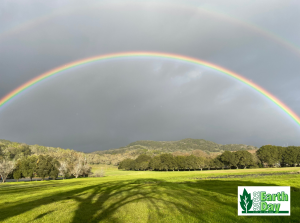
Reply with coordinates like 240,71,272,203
238,186,290,216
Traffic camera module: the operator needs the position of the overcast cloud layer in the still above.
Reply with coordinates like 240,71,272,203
1,0,300,152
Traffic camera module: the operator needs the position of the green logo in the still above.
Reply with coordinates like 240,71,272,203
238,186,290,216
240,188,253,213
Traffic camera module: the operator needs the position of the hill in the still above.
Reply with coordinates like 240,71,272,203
0,138,258,166
93,138,258,156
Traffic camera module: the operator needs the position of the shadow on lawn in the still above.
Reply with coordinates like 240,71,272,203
0,179,299,223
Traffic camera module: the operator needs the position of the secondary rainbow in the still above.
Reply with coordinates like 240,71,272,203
1,51,300,126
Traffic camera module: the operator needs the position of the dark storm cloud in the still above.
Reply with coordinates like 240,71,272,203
1,0,300,151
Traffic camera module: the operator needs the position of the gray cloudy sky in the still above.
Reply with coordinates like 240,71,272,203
1,0,300,152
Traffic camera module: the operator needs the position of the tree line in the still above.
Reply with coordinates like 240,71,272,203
256,145,300,167
118,150,258,171
0,148,92,183
119,145,300,171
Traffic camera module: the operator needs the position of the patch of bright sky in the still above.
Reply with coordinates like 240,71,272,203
171,69,203,86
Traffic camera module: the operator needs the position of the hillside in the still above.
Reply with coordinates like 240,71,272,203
93,138,258,156
0,138,258,166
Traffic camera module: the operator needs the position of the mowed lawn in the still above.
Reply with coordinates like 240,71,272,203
0,167,300,223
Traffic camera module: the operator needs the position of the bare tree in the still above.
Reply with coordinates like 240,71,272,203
81,164,92,177
71,162,83,178
0,159,15,183
58,161,68,179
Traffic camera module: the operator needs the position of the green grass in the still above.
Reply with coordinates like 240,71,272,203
1,167,300,223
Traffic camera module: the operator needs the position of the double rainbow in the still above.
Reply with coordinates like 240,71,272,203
1,51,299,126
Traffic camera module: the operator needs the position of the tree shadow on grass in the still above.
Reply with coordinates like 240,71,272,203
0,178,299,223
34,210,54,220
70,179,300,223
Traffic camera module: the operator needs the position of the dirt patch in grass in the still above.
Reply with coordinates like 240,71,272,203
192,171,300,180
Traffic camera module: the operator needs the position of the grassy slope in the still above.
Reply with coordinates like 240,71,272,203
0,167,299,223
94,138,258,156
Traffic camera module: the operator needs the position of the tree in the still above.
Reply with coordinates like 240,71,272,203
283,146,300,167
149,156,161,171
195,157,206,171
134,154,151,171
220,151,238,169
0,159,15,183
175,156,186,171
81,163,92,177
20,156,38,181
135,154,151,163
140,162,149,171
159,154,175,171
36,155,59,180
235,151,254,169
118,158,134,170
13,160,22,182
71,161,83,178
58,161,68,179
256,145,280,167
210,158,224,170
185,155,197,171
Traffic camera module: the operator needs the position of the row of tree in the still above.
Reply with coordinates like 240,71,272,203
118,150,257,171
0,140,121,166
0,153,92,183
256,145,300,167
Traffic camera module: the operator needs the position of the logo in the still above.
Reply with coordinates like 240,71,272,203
238,186,290,216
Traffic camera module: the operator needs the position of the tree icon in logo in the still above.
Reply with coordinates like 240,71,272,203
240,188,253,213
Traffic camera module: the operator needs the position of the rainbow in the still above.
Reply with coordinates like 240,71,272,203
1,1,300,58
1,51,300,126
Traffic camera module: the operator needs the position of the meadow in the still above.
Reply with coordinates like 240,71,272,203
0,166,299,223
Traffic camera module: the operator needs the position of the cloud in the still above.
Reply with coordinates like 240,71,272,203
1,0,300,151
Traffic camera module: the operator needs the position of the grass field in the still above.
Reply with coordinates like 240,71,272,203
0,167,300,223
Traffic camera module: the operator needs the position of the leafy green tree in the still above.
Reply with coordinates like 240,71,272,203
185,155,197,171
20,156,38,181
16,144,31,159
256,145,281,167
212,156,225,169
175,156,186,171
135,154,151,163
135,154,151,171
36,155,59,180
235,151,254,169
129,160,137,170
159,154,175,171
297,147,300,166
283,146,300,167
149,156,161,170
139,162,149,171
13,160,22,181
220,151,238,169
118,158,134,170
277,146,286,166
195,156,206,171
208,158,222,170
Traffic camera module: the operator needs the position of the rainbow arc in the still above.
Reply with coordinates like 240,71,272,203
0,51,299,126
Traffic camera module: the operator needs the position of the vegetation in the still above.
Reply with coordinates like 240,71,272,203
0,146,92,183
257,145,300,167
1,138,300,183
0,168,299,222
0,138,258,168
119,150,257,171
93,139,258,165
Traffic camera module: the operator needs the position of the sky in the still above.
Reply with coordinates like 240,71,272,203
1,0,300,152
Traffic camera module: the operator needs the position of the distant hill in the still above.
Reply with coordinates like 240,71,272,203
93,138,258,156
0,138,258,166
